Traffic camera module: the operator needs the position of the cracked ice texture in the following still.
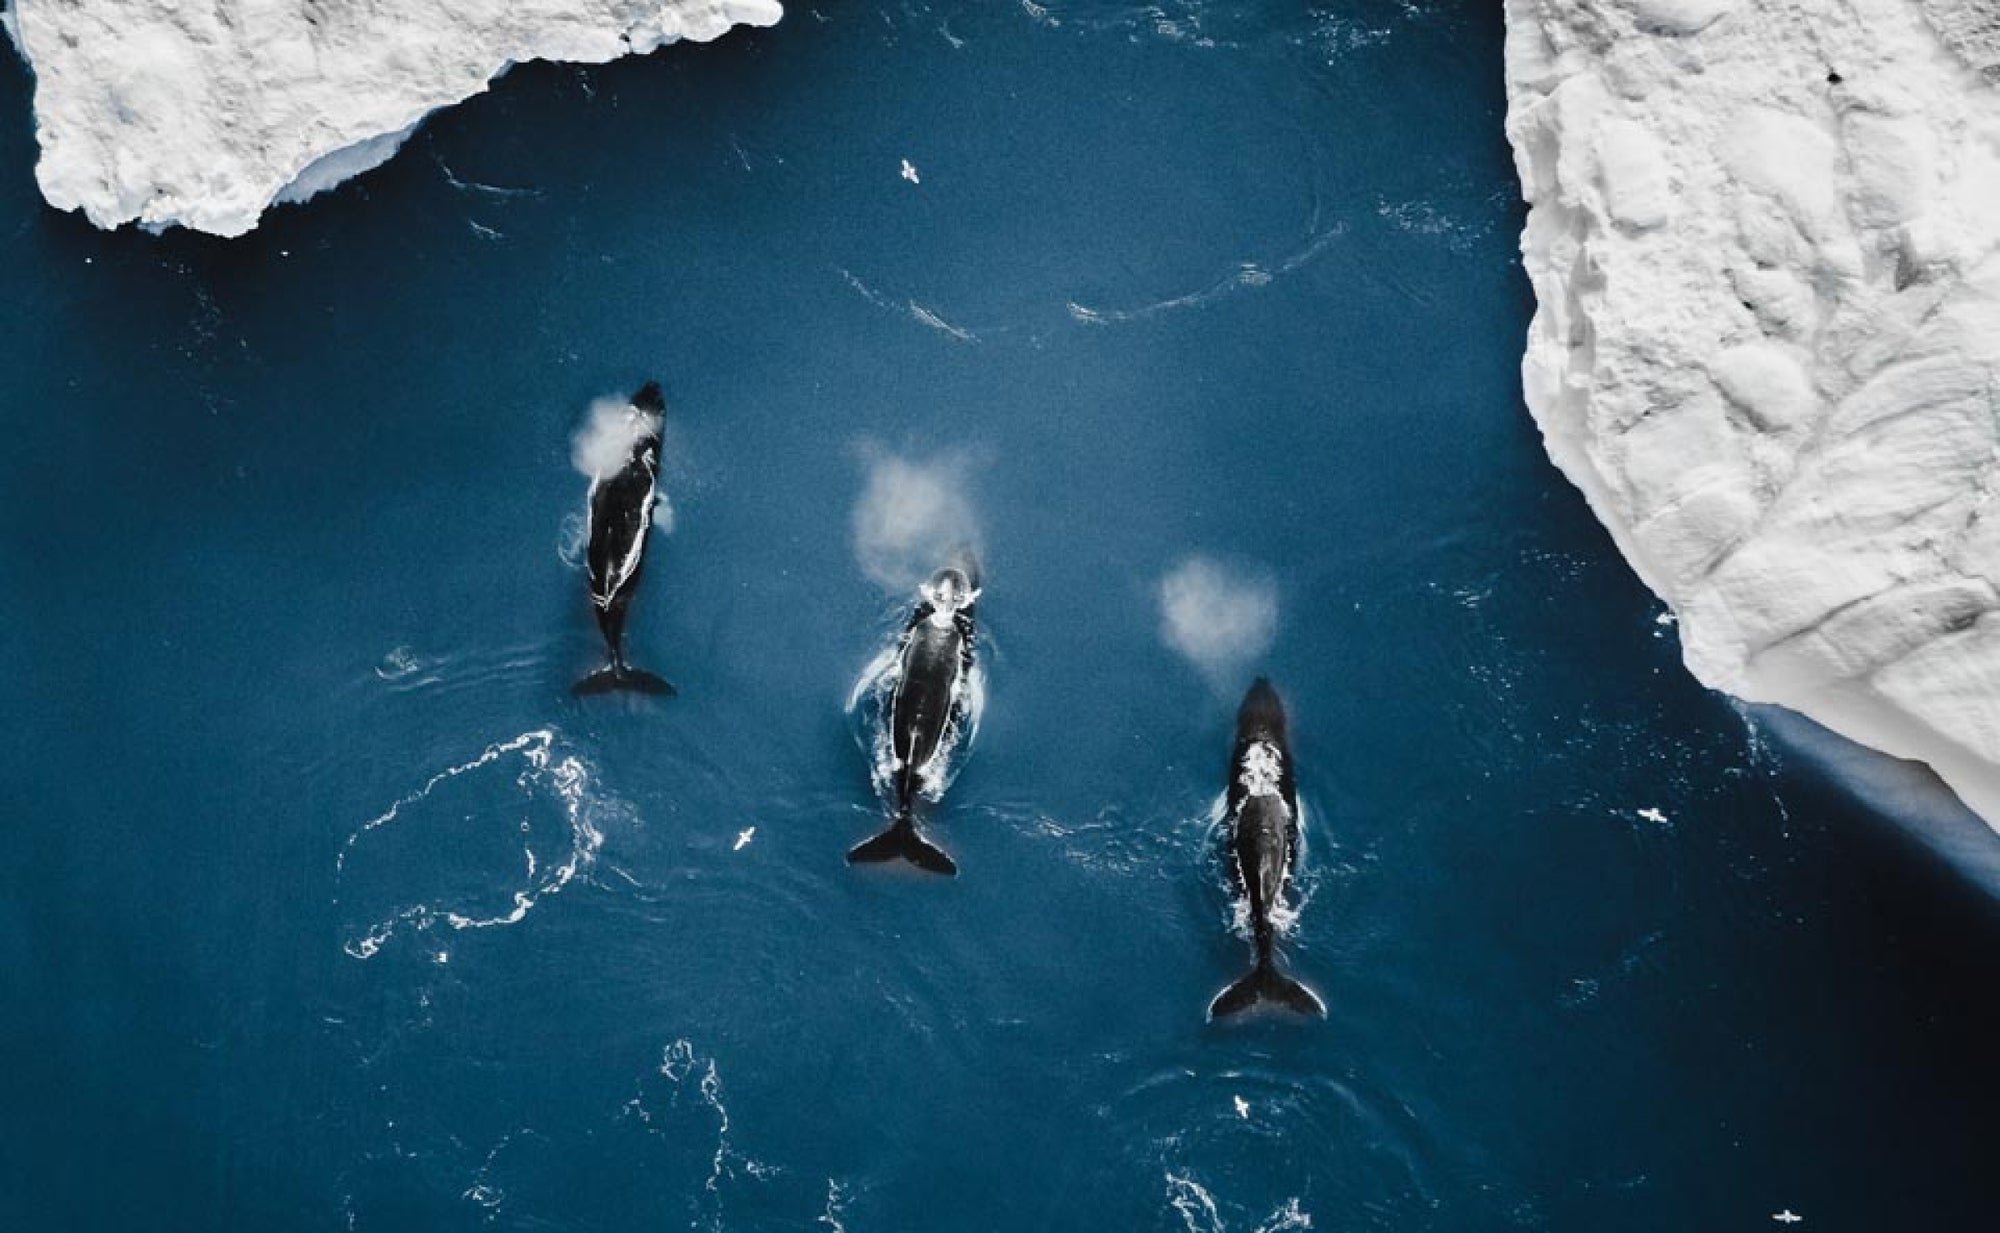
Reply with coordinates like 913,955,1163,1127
6,0,781,236
1506,0,2000,826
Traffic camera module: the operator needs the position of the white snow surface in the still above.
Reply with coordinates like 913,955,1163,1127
6,0,781,236
1506,0,2000,828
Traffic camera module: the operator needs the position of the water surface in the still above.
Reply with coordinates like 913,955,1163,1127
4,2,1999,1229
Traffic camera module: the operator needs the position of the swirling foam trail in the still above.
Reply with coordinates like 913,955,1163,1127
337,730,606,959
621,1039,788,1227
1165,1172,1313,1232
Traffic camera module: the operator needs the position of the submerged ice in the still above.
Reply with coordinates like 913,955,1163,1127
1506,0,2000,830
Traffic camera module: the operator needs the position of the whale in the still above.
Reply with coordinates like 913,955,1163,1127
848,560,982,875
1209,677,1325,1019
574,382,674,696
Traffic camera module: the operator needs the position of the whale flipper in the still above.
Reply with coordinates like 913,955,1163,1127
1208,962,1326,1020
572,665,676,697
846,815,958,876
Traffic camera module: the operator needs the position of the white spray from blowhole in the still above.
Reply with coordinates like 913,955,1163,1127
561,394,671,567
850,445,983,593
571,395,661,482
1158,554,1279,693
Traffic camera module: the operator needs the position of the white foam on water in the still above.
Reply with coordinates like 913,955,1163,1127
337,730,606,959
373,646,426,681
1255,1200,1313,1232
456,1128,533,1217
837,268,986,343
556,511,589,568
845,646,901,715
620,1039,789,1227
1165,1172,1313,1233
818,1179,849,1232
1067,214,1343,325
1166,1172,1226,1233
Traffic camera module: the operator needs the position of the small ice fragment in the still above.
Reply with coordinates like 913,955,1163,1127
1637,807,1669,825
1655,611,1676,626
433,950,450,965
900,158,920,185
734,827,756,851
1232,1095,1250,1119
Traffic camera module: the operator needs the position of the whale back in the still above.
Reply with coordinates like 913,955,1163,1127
1227,677,1295,817
586,431,661,605
1233,793,1293,921
893,617,966,778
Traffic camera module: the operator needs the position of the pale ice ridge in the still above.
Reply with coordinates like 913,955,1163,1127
7,0,782,236
1505,0,2000,832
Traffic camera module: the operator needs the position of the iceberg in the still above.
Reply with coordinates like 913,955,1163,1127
4,0,781,236
1506,0,2000,829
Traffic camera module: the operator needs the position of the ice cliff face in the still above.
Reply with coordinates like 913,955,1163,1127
5,0,781,236
1506,0,2000,826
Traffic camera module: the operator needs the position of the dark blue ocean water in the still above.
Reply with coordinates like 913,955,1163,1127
5,2,2000,1229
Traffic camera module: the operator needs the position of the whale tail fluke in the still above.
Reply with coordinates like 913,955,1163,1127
572,664,676,697
847,813,958,876
1208,961,1326,1021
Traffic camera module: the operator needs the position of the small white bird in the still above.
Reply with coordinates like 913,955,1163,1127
1772,1211,1803,1225
1232,1095,1250,1119
733,827,756,851
900,158,921,184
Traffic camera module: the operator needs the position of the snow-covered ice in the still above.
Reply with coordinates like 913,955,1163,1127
1506,0,2000,833
5,0,781,236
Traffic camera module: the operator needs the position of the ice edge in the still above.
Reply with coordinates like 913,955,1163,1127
7,0,783,236
1504,0,2000,873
